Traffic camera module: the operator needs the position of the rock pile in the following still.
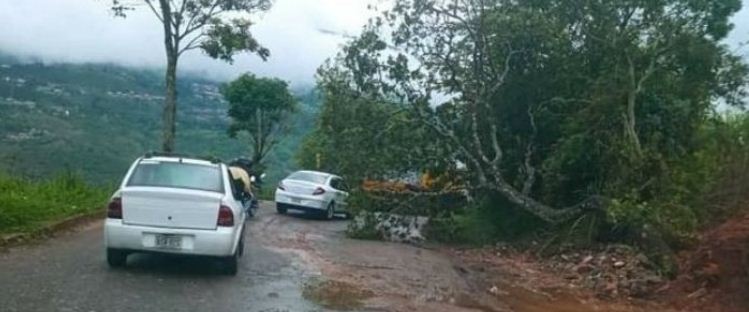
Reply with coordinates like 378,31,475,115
544,245,663,299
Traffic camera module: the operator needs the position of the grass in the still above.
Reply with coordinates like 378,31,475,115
0,172,110,235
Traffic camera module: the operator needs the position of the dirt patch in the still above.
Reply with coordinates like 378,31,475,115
302,279,374,310
447,246,672,312
660,212,749,312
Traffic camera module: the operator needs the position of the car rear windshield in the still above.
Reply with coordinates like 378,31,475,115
287,171,329,184
127,160,223,192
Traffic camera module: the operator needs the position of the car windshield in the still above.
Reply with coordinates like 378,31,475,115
287,171,328,184
127,161,223,192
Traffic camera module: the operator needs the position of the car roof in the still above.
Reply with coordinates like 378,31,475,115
291,170,339,179
139,156,221,167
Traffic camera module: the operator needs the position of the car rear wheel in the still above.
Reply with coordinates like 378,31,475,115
238,237,245,257
324,202,335,220
276,203,287,214
222,251,239,276
106,248,127,268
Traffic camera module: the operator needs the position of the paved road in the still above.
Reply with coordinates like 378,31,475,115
0,200,503,312
0,203,339,312
0,202,648,312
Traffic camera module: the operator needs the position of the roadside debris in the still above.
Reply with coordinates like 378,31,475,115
542,245,663,299
349,212,429,244
450,243,664,301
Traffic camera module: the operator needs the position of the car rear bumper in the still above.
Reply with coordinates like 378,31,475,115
277,202,330,214
104,219,239,257
274,190,327,210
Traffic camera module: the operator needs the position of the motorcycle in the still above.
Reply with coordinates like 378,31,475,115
246,173,265,217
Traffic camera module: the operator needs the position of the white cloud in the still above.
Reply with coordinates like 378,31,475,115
0,0,747,85
0,0,377,85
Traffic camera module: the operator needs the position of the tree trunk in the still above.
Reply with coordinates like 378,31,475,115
159,0,177,153
625,88,642,158
489,174,601,224
625,57,643,159
162,55,178,153
253,107,263,163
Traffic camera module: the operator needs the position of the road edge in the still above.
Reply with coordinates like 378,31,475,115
0,208,105,249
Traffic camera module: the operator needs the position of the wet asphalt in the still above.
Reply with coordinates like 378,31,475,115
0,203,333,312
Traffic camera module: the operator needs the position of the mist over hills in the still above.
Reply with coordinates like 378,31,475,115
0,52,319,185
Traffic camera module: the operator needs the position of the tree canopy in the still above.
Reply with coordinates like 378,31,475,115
224,74,296,165
301,0,749,236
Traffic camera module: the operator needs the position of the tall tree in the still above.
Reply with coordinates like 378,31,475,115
111,0,272,152
223,74,296,165
319,0,747,224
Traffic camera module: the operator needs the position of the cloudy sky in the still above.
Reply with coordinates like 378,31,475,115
1,0,748,86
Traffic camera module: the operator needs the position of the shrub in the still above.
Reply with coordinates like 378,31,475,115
425,194,545,245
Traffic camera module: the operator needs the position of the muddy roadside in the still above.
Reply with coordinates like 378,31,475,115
259,209,674,312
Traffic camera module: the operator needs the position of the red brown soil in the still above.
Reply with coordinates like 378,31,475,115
661,212,749,312
446,247,672,312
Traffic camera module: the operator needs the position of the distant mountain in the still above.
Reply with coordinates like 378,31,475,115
0,54,320,185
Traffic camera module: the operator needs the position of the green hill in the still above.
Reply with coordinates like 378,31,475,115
0,54,319,186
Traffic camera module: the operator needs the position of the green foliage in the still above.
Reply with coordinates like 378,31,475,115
302,0,749,250
224,73,297,165
112,0,272,63
203,17,270,62
0,171,110,234
426,194,546,245
297,62,452,187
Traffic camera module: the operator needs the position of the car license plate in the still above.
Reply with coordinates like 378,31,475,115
155,234,182,249
291,197,302,204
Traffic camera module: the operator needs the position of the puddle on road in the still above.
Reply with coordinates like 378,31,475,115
302,278,374,311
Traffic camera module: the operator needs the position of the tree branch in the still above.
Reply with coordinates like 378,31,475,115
180,0,223,40
178,33,206,55
521,105,538,196
144,0,164,23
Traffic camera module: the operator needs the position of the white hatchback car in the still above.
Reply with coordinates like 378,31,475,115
274,170,350,219
104,155,246,274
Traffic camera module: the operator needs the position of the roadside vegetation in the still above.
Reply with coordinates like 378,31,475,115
0,172,110,235
299,0,749,274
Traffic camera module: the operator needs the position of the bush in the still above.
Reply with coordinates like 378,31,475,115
425,194,545,245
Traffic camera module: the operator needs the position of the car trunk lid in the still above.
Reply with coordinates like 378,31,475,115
284,180,322,195
121,187,222,230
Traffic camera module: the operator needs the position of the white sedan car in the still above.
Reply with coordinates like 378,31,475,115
104,155,246,275
274,170,350,219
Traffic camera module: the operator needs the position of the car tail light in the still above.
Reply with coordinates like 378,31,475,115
107,197,122,219
312,187,325,195
217,205,234,227
278,182,286,191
